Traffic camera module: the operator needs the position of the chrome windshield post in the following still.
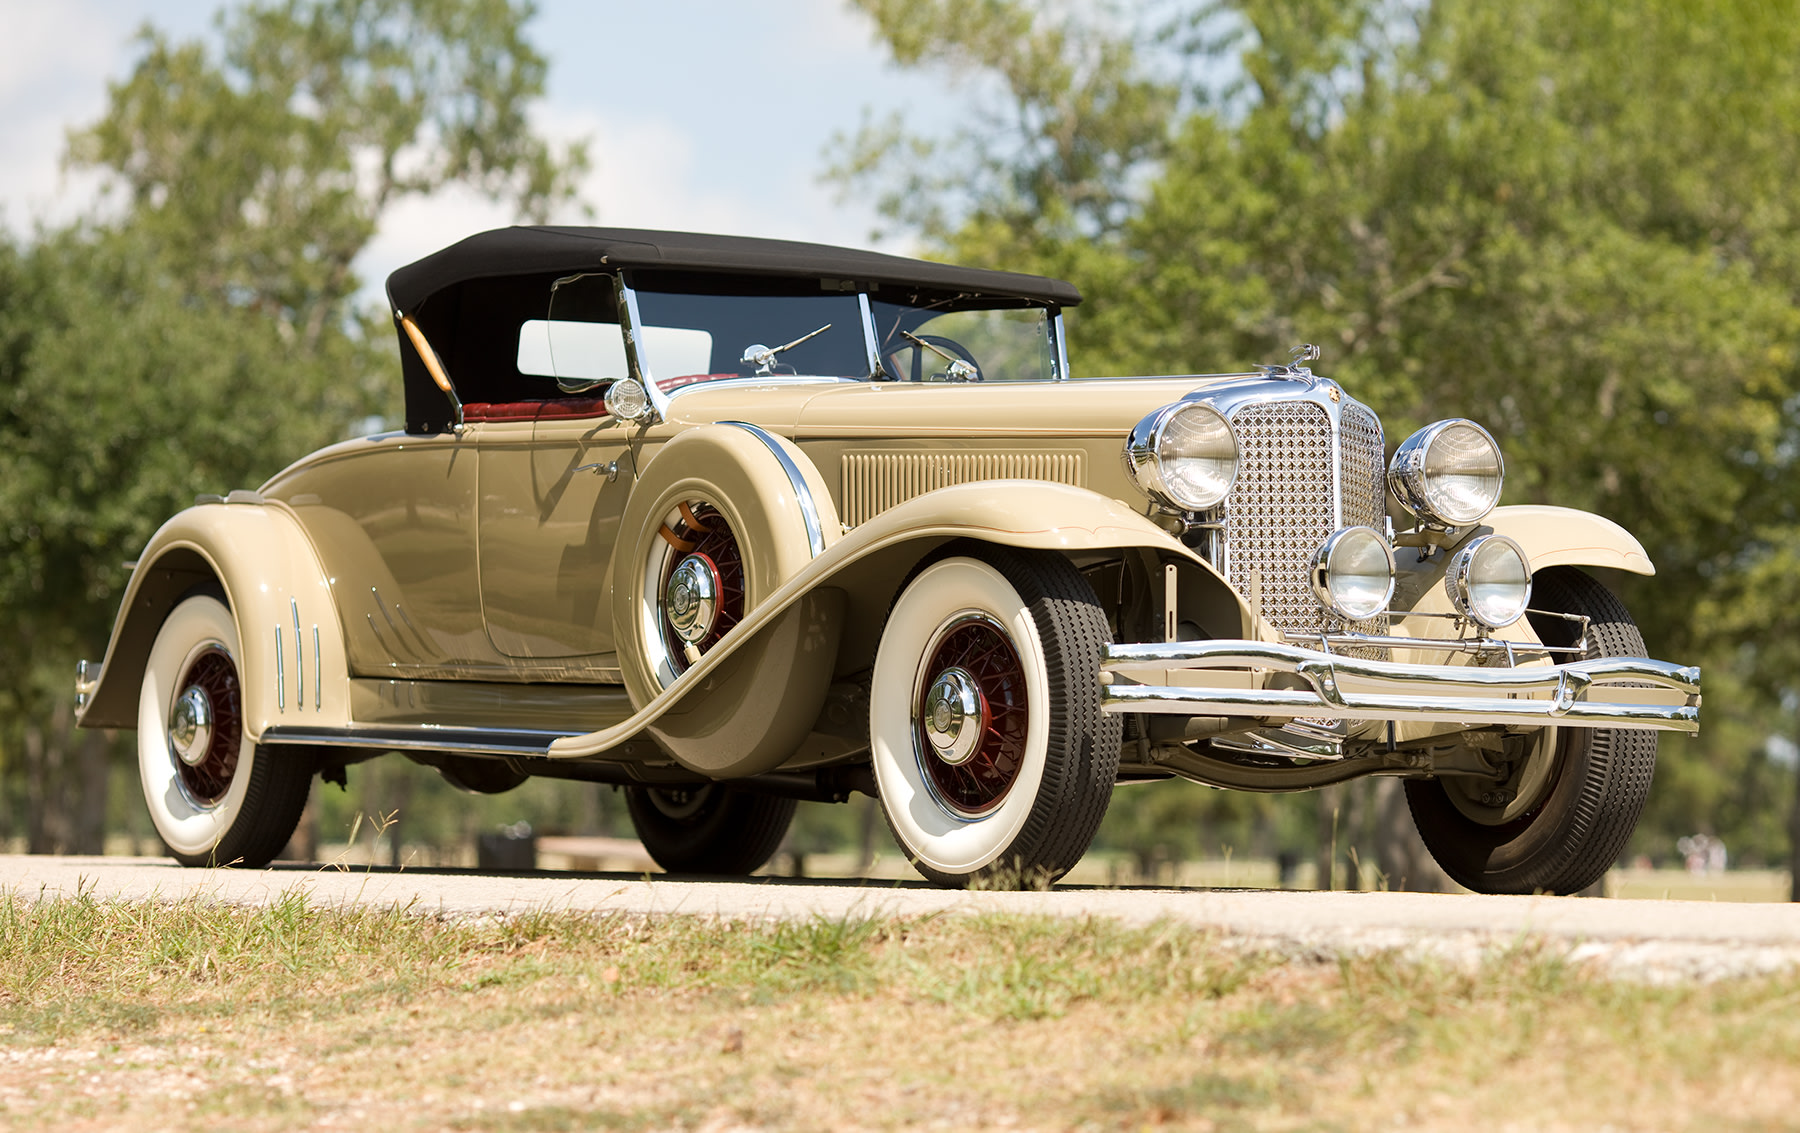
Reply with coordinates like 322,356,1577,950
857,292,889,380
1049,309,1071,380
613,272,669,423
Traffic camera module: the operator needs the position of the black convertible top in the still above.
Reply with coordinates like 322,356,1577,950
385,226,1082,313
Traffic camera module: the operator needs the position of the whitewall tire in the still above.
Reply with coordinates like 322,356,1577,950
871,548,1119,887
137,593,311,867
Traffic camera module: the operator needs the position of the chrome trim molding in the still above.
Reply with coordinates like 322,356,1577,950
260,724,580,758
312,625,321,711
291,598,304,711
717,420,827,557
1050,311,1070,380
614,273,669,423
274,627,285,712
857,292,887,379
1101,639,1701,733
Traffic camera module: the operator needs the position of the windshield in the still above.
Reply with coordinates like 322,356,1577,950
523,272,1062,396
866,300,1055,383
633,288,870,384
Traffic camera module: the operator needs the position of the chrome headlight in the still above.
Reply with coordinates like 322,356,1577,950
1388,419,1504,527
1444,535,1532,629
1124,402,1238,511
1309,526,1396,621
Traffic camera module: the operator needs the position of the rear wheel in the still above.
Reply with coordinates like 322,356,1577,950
870,548,1119,888
137,594,312,867
624,785,795,874
1406,567,1658,894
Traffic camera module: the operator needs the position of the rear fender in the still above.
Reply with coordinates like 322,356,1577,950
77,502,349,736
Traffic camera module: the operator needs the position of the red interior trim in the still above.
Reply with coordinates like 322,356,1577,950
463,397,610,423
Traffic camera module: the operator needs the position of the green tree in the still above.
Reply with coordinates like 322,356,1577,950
0,0,586,852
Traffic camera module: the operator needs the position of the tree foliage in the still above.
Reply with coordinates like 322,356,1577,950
841,0,1800,866
0,0,583,850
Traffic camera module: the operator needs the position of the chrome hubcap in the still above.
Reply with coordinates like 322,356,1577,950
169,685,214,767
664,553,721,645
921,666,986,767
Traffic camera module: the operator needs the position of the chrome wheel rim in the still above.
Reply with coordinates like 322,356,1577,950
911,613,1028,818
645,501,745,686
169,646,240,809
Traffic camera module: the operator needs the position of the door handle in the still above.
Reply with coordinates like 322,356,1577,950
575,460,619,481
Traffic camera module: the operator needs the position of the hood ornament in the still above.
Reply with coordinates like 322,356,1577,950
1256,342,1321,381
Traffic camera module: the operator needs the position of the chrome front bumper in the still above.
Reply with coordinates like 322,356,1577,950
1099,641,1701,733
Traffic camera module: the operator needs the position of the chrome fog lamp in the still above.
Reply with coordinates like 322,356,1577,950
1445,535,1532,629
1388,419,1505,527
1124,402,1239,511
1309,526,1396,621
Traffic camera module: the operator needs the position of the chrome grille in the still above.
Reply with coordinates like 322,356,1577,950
1225,402,1337,634
1223,397,1387,638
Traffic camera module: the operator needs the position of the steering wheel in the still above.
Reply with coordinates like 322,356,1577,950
886,333,983,383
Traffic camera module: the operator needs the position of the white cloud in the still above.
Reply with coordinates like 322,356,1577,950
0,0,125,235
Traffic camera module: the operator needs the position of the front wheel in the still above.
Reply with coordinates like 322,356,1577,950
1406,567,1658,894
871,548,1120,888
137,594,312,867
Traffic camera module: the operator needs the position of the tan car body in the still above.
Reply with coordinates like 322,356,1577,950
77,371,1658,782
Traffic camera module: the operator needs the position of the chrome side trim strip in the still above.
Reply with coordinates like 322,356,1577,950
260,724,580,758
274,627,285,712
312,625,321,710
291,598,304,711
717,420,827,557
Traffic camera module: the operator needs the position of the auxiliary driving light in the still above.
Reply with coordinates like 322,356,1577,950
1309,526,1396,622
1444,534,1532,629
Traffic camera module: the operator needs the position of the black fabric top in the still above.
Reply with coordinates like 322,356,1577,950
385,226,1082,313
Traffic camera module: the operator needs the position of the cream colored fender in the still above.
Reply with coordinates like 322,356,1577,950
553,478,1244,773
1484,504,1654,576
76,502,349,737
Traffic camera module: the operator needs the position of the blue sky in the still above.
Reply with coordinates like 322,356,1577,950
0,0,960,294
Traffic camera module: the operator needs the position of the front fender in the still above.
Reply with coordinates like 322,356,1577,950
549,479,1247,767
1484,504,1654,576
77,502,349,736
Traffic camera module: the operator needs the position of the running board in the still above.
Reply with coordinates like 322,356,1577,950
259,724,580,759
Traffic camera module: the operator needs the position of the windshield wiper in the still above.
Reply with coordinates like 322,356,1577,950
900,331,980,382
741,323,832,376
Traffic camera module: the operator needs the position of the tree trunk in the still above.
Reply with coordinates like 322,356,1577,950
1790,747,1800,902
1372,778,1449,892
1314,784,1343,890
70,725,109,855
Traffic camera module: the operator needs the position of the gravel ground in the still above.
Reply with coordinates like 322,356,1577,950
6,853,1799,982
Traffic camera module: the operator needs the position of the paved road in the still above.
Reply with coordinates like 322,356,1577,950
5,854,1798,981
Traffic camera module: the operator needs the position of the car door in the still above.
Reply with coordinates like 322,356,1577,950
476,402,635,664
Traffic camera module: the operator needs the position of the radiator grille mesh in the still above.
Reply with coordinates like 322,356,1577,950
841,451,1085,527
1224,398,1388,639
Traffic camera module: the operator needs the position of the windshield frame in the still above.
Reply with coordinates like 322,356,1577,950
606,272,1071,421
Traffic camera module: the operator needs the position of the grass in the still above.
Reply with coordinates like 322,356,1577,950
1,893,1798,1131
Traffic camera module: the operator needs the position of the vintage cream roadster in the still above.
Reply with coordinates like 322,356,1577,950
74,226,1699,891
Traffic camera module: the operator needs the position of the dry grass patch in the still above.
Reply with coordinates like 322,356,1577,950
0,890,1797,1131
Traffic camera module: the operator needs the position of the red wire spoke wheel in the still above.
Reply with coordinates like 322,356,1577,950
656,501,746,674
914,615,1029,817
871,547,1120,888
169,647,242,807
